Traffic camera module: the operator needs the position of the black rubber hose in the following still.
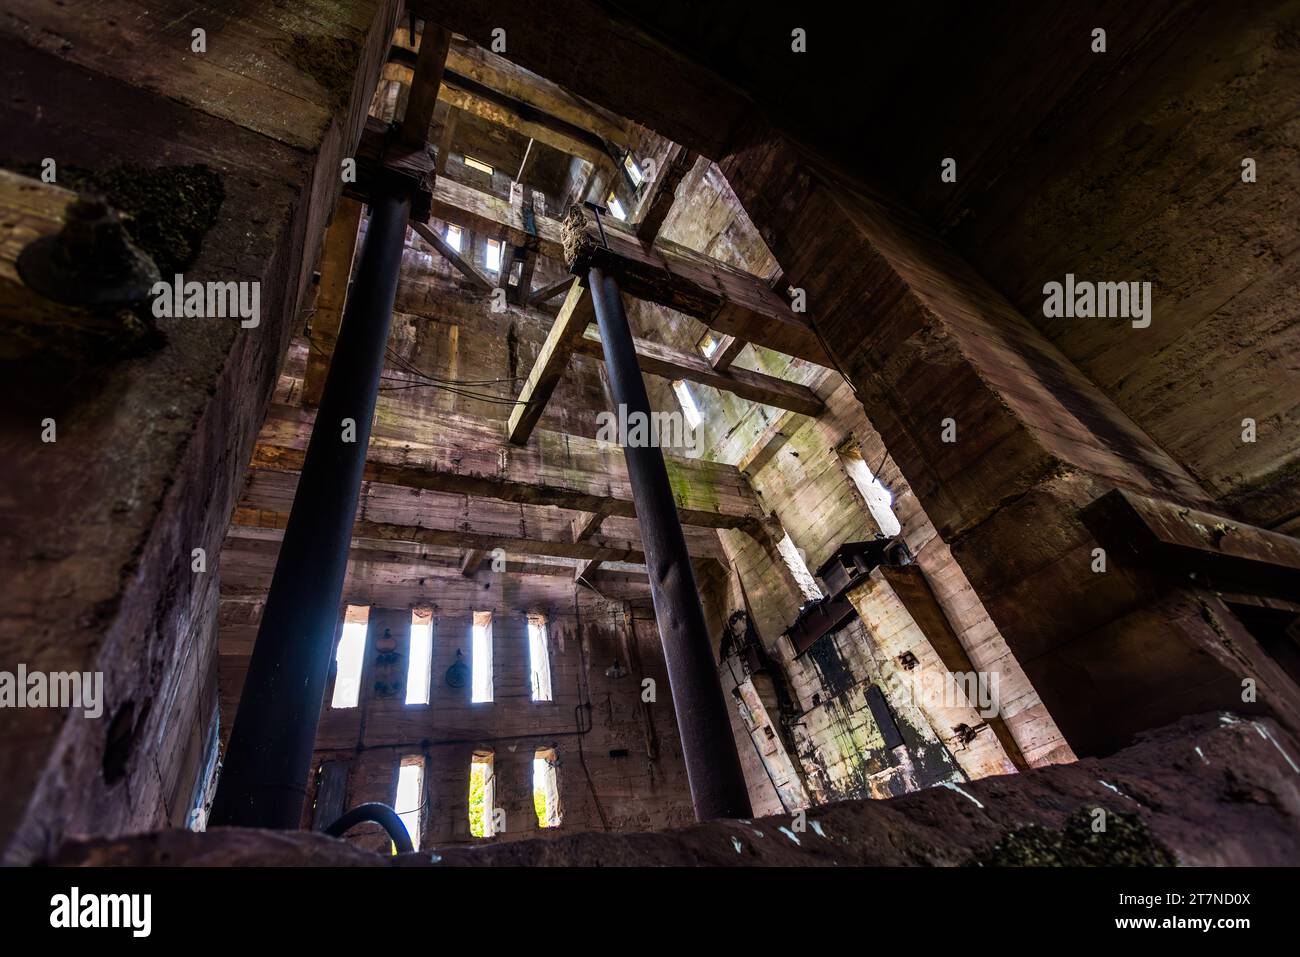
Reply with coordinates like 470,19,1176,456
323,802,414,853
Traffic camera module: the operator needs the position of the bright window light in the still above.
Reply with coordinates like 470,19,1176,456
406,612,432,705
607,193,627,221
671,379,703,430
841,443,902,537
394,757,424,850
445,223,462,252
485,238,503,274
777,530,822,602
528,614,553,702
330,606,370,709
463,155,494,175
533,749,561,828
697,332,719,358
472,611,493,703
623,153,644,187
469,751,495,837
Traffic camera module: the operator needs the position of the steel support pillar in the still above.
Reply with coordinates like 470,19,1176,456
210,186,412,829
585,265,752,821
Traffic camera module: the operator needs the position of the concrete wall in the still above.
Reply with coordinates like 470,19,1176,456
0,0,401,863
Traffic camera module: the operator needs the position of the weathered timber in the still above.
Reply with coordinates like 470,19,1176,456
709,334,746,371
459,547,488,576
1083,488,1300,598
434,105,458,175
389,41,627,166
636,145,697,242
235,470,728,563
410,220,493,289
574,325,823,416
347,116,436,221
528,274,575,305
303,197,363,408
562,205,829,365
406,0,751,159
571,506,612,543
252,403,764,530
397,24,451,146
506,281,596,444
428,175,564,255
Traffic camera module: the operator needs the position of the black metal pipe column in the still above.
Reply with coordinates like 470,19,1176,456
210,186,412,829
585,265,752,821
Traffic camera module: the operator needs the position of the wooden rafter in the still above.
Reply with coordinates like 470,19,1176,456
410,220,493,290
428,178,828,364
527,275,575,305
398,24,453,146
563,204,829,365
506,281,596,444
636,145,697,242
572,325,823,416
709,334,746,372
252,403,764,530
238,467,727,562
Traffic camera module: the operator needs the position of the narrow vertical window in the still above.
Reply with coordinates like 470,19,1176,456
406,609,433,705
671,379,703,430
533,748,562,828
839,440,902,537
527,614,553,702
445,222,462,252
468,751,495,837
485,238,503,274
330,605,370,709
471,610,494,703
394,756,424,850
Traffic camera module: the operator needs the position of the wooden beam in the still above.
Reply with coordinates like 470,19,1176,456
237,466,729,563
388,44,624,167
427,175,565,257
460,547,488,576
508,244,537,304
573,325,823,416
527,275,575,305
435,105,459,175
1083,489,1300,597
432,66,614,168
709,334,746,372
303,197,363,408
398,24,452,147
563,204,829,365
636,146,696,242
429,178,828,364
571,506,611,543
506,281,596,444
506,184,540,304
253,403,763,530
574,556,603,584
406,0,749,159
232,509,651,567
392,34,636,150
410,220,493,290
737,410,803,477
